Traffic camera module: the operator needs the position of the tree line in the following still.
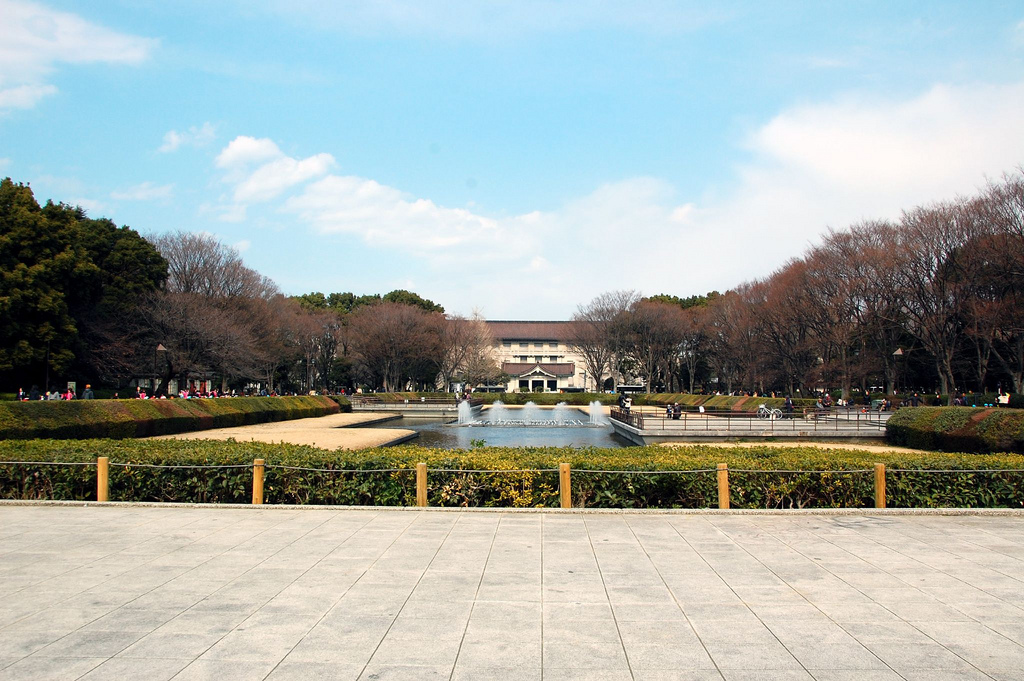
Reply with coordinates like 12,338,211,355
569,171,1024,400
3,170,1022,399
0,178,500,394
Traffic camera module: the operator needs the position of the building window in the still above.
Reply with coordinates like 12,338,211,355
518,356,528,362
549,356,559,362
503,341,511,348
534,356,543,363
550,343,558,348
519,342,527,348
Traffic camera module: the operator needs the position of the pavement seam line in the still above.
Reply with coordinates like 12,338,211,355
354,511,464,680
746,515,993,679
703,514,900,677
447,511,502,681
622,515,725,679
256,510,392,681
581,515,636,680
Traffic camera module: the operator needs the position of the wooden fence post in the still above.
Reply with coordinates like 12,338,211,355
874,463,886,509
416,462,427,507
96,456,109,502
252,459,265,505
559,463,572,509
717,463,729,510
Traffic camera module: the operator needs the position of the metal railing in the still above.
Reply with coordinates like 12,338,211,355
610,408,644,429
350,396,483,409
610,406,886,432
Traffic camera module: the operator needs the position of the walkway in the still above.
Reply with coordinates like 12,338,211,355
2,505,1024,680
150,412,415,449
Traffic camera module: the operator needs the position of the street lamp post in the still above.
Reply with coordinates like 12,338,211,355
892,348,904,394
155,344,167,395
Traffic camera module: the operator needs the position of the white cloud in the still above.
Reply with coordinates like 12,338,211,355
110,181,173,201
0,83,56,110
216,136,285,170
69,197,106,215
233,239,252,252
213,80,1024,317
234,153,335,203
285,174,509,254
0,157,10,170
158,122,215,153
0,0,153,112
212,135,336,217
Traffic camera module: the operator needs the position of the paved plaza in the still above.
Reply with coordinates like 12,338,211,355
1,505,1024,680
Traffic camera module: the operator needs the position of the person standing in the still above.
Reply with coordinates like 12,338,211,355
82,384,94,399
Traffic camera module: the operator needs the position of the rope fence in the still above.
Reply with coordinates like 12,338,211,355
109,462,252,470
265,465,413,473
2,458,1022,509
0,460,96,466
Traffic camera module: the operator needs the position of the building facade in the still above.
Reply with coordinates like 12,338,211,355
484,321,595,392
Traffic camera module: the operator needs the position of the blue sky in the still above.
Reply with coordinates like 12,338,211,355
2,1,1023,318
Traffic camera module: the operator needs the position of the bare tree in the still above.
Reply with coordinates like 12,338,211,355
435,313,501,390
145,232,282,393
569,290,640,392
617,300,685,394
893,200,980,398
678,306,706,393
982,172,1024,391
348,302,443,391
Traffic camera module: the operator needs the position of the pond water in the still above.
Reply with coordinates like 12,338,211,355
368,411,630,449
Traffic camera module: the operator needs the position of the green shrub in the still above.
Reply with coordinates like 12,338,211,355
886,407,1024,453
473,392,618,406
326,394,352,412
2,440,1023,509
0,396,340,441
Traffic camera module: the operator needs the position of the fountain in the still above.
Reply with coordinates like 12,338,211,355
457,400,473,424
457,399,592,427
487,400,511,423
588,400,609,425
520,401,542,423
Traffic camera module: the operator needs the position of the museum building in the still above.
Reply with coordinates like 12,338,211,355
484,321,593,392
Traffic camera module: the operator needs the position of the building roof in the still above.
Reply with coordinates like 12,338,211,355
485,320,578,342
502,362,576,377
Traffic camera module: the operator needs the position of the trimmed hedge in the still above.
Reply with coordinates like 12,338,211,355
0,396,340,441
325,394,352,412
2,440,1023,509
468,392,820,411
886,407,1024,453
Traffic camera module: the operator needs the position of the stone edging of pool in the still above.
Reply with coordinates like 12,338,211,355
2,499,1022,516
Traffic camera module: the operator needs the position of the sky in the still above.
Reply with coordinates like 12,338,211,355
2,1,1023,319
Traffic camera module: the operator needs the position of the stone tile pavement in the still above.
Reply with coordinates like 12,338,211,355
1,505,1023,680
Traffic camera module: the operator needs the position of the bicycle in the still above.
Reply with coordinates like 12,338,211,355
757,403,783,419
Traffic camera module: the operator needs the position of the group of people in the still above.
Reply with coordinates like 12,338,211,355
18,384,94,401
617,393,633,413
663,403,684,420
